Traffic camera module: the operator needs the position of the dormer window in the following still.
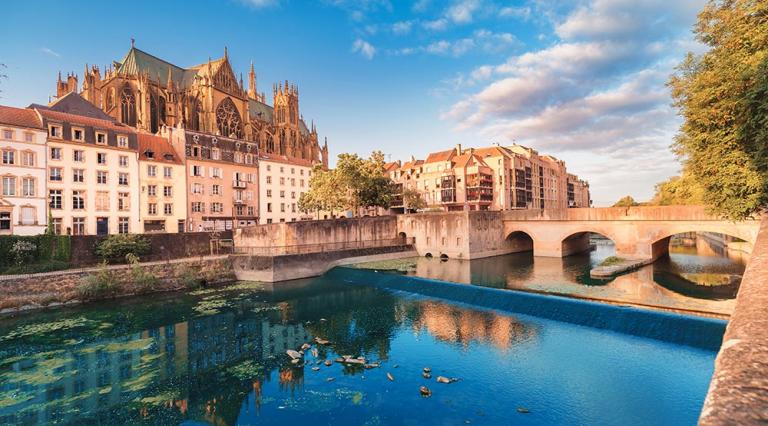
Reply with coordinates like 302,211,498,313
96,132,107,145
117,135,128,148
163,153,174,161
49,125,62,138
144,150,154,159
72,128,84,141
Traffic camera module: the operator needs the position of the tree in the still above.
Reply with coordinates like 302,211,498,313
669,0,768,219
613,195,639,207
650,172,705,206
402,188,426,213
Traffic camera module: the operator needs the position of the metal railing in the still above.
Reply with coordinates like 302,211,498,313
234,237,414,256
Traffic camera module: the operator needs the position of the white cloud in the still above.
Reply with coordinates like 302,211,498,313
446,0,482,24
40,47,61,58
499,6,531,20
352,38,376,59
422,18,449,31
238,0,279,8
392,20,413,35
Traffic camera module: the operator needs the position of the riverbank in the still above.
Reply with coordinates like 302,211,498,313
0,255,235,315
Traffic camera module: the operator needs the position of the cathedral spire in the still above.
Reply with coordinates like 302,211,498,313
167,65,174,89
224,46,228,60
248,61,257,101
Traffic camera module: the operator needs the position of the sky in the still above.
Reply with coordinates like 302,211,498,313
0,0,708,206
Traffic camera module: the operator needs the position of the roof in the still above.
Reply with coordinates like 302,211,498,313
259,152,314,168
116,47,196,87
33,92,115,121
0,105,43,129
400,159,423,170
453,152,489,169
36,108,133,133
425,149,456,164
471,146,510,159
384,162,400,172
137,133,182,164
248,99,274,122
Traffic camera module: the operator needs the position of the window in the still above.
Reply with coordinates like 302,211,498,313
280,190,285,198
119,173,129,186
21,177,35,197
96,132,107,145
291,168,295,174
163,167,172,178
72,217,86,235
280,203,285,212
212,184,220,195
49,190,62,210
300,179,304,187
118,217,129,234
211,202,223,213
300,169,304,176
267,203,272,212
21,151,35,166
97,153,107,164
95,191,109,211
49,125,62,138
292,203,296,213
73,150,84,162
266,189,272,197
266,165,271,172
280,167,284,173
164,203,173,215
291,178,296,186
72,128,84,141
192,183,203,194
211,148,220,160
2,149,14,165
266,176,272,184
72,190,85,209
49,167,62,181
2,176,16,196
147,165,157,177
118,192,129,211
147,185,157,197
212,167,221,178
119,155,128,167
2,129,13,140
280,177,285,185
117,135,128,148
248,206,254,216
73,169,84,183
96,171,108,184
24,133,33,142
0,212,9,230
148,203,157,215
50,147,61,160
291,191,296,199
191,202,203,213
163,186,172,197
192,165,203,177
267,218,272,224
51,217,62,234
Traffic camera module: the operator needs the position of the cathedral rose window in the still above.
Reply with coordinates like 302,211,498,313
215,97,243,138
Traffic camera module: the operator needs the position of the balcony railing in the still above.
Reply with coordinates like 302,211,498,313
233,180,247,189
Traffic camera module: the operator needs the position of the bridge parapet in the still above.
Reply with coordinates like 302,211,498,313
502,205,730,222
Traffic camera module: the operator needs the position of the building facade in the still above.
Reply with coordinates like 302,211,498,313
137,133,187,233
0,106,48,235
35,96,141,235
258,153,314,224
389,143,590,213
57,42,328,168
167,128,258,231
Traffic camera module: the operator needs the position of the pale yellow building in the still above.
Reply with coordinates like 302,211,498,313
137,133,187,233
0,106,48,235
258,153,314,224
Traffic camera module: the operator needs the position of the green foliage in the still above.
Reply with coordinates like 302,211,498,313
0,234,70,273
650,172,705,206
95,234,150,263
175,263,204,290
612,195,639,207
669,0,768,219
599,256,625,267
10,241,36,266
402,188,427,212
126,254,159,293
76,262,120,300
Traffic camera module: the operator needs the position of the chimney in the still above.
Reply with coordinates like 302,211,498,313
456,143,463,154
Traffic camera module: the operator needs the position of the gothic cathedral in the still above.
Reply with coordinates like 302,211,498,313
55,41,329,167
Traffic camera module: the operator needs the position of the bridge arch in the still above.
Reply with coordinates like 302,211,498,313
649,228,754,260
560,230,617,257
504,230,534,253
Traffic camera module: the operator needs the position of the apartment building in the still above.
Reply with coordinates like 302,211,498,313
389,143,590,212
0,106,48,235
34,95,140,235
168,129,258,231
567,174,592,208
137,134,187,233
258,153,314,224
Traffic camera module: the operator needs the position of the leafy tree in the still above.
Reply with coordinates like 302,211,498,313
669,0,768,219
613,195,639,207
650,172,705,205
402,188,426,213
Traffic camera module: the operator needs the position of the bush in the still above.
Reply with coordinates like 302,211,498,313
10,240,37,266
126,253,159,293
95,234,150,263
0,234,71,273
175,263,204,290
76,262,120,300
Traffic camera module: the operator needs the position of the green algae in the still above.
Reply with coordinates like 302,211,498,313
227,359,265,380
0,317,101,342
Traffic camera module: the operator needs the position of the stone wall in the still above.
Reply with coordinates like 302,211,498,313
0,256,235,313
234,216,398,248
699,216,768,424
69,231,232,266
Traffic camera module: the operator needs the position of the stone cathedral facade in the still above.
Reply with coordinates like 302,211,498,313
55,41,329,167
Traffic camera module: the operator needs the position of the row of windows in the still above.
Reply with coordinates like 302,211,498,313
48,167,130,185
50,147,131,166
190,202,255,216
45,217,131,235
1,176,37,197
190,146,256,165
264,176,305,187
264,164,309,176
1,149,37,166
0,207,38,229
265,202,298,213
146,165,173,178
147,203,174,216
49,189,131,211
2,128,36,143
48,124,129,147
265,189,300,199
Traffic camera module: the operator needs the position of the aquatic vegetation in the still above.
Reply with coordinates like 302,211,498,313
0,317,100,342
193,296,230,315
599,256,626,267
227,360,265,380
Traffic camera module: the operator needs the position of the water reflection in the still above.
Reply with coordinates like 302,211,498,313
358,234,747,316
0,279,539,425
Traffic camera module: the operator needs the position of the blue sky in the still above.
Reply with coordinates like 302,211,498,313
0,0,707,205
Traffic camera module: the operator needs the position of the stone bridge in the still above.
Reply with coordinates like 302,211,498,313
397,206,759,261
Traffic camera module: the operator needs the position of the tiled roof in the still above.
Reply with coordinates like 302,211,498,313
0,105,43,129
259,152,314,168
384,162,400,172
137,133,182,165
37,108,133,133
32,92,115,121
472,146,509,158
400,159,423,169
425,149,456,164
453,152,488,169
117,47,197,88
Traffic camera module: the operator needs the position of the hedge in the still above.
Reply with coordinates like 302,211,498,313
0,234,71,271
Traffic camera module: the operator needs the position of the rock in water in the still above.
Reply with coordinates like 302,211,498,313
315,337,330,345
301,343,311,351
327,377,335,382
364,363,379,369
286,350,302,360
387,372,395,381
324,360,333,366
423,367,431,374
291,358,300,364
516,407,530,414
422,372,432,379
312,367,320,371
436,376,457,384
420,386,432,397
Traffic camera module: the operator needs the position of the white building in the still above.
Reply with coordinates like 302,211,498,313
258,153,314,224
0,106,48,235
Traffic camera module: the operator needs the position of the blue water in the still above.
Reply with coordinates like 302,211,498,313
0,273,722,425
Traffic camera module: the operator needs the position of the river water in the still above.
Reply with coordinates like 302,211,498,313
354,234,748,316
